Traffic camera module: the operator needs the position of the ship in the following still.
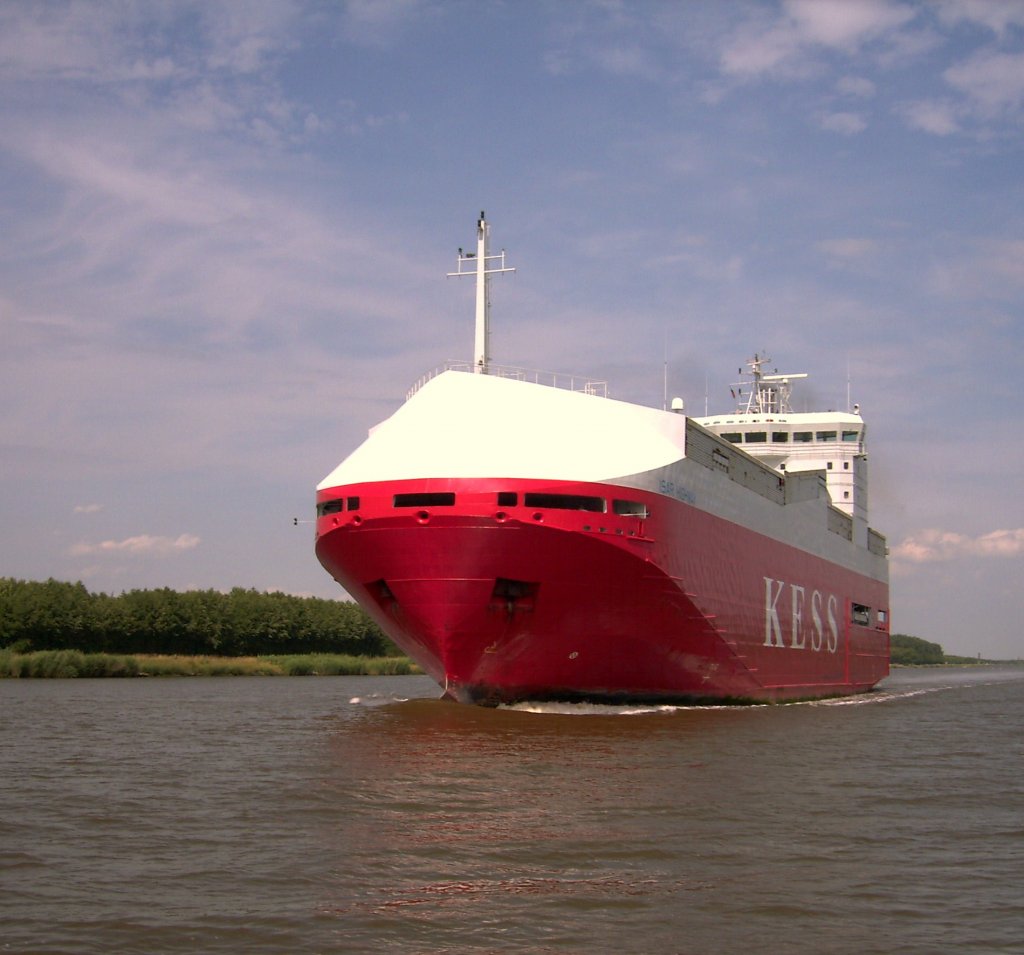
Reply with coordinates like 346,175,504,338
315,213,890,705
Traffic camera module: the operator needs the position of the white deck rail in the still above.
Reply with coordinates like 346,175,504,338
407,361,608,401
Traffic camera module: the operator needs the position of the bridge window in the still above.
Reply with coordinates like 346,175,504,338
772,432,789,443
722,432,741,444
745,432,767,443
793,432,812,443
816,431,837,442
843,430,859,442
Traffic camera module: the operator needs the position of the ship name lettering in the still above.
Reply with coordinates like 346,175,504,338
763,577,839,653
763,577,785,647
790,584,806,649
658,479,695,505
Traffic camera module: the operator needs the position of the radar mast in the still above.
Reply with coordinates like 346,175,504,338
733,353,808,415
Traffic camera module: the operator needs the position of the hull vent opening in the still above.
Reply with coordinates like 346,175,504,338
613,499,649,518
491,578,538,617
523,492,605,513
394,492,456,508
370,579,398,612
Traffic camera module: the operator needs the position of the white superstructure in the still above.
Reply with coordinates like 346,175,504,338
693,353,869,545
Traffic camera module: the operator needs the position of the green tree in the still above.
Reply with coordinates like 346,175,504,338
890,633,945,665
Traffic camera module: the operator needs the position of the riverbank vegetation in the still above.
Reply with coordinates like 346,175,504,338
1,577,397,658
0,648,420,679
889,633,945,665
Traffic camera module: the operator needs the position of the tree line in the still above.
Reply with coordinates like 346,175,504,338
889,633,946,665
0,577,398,658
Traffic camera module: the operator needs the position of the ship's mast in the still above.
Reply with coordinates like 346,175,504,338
447,211,516,374
734,353,808,415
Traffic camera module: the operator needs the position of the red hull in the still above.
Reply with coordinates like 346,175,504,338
315,477,889,705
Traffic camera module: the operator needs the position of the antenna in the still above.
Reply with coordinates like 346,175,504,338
662,328,668,411
447,211,516,374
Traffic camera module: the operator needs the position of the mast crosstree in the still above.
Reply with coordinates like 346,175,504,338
447,211,516,374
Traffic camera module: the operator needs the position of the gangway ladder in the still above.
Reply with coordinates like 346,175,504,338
447,211,516,375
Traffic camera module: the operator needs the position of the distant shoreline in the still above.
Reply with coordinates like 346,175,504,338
4,648,1020,679
891,661,1021,668
0,649,422,678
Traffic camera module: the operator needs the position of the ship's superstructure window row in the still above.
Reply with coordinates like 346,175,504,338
713,427,862,446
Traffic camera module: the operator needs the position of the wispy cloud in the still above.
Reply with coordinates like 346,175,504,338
897,98,961,134
937,0,1024,38
719,0,918,78
73,503,103,514
926,237,1024,300
340,0,426,48
944,49,1024,116
816,237,880,267
69,534,201,557
893,528,1024,563
836,75,876,97
818,110,868,134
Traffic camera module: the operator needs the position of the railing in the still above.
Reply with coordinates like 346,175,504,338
406,361,608,401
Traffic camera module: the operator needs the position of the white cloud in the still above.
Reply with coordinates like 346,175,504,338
944,50,1024,116
73,503,103,514
200,1,299,74
720,0,918,77
69,534,201,557
937,0,1024,36
720,17,802,77
898,98,961,134
817,237,879,266
593,44,662,80
0,2,300,85
836,75,877,97
786,0,917,49
341,0,424,48
893,527,1024,563
0,3,136,81
982,238,1024,286
819,110,868,134
926,237,1024,298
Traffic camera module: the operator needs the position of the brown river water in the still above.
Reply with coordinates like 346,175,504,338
2,666,1022,954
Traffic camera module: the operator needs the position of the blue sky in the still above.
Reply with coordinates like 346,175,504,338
2,0,1022,659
